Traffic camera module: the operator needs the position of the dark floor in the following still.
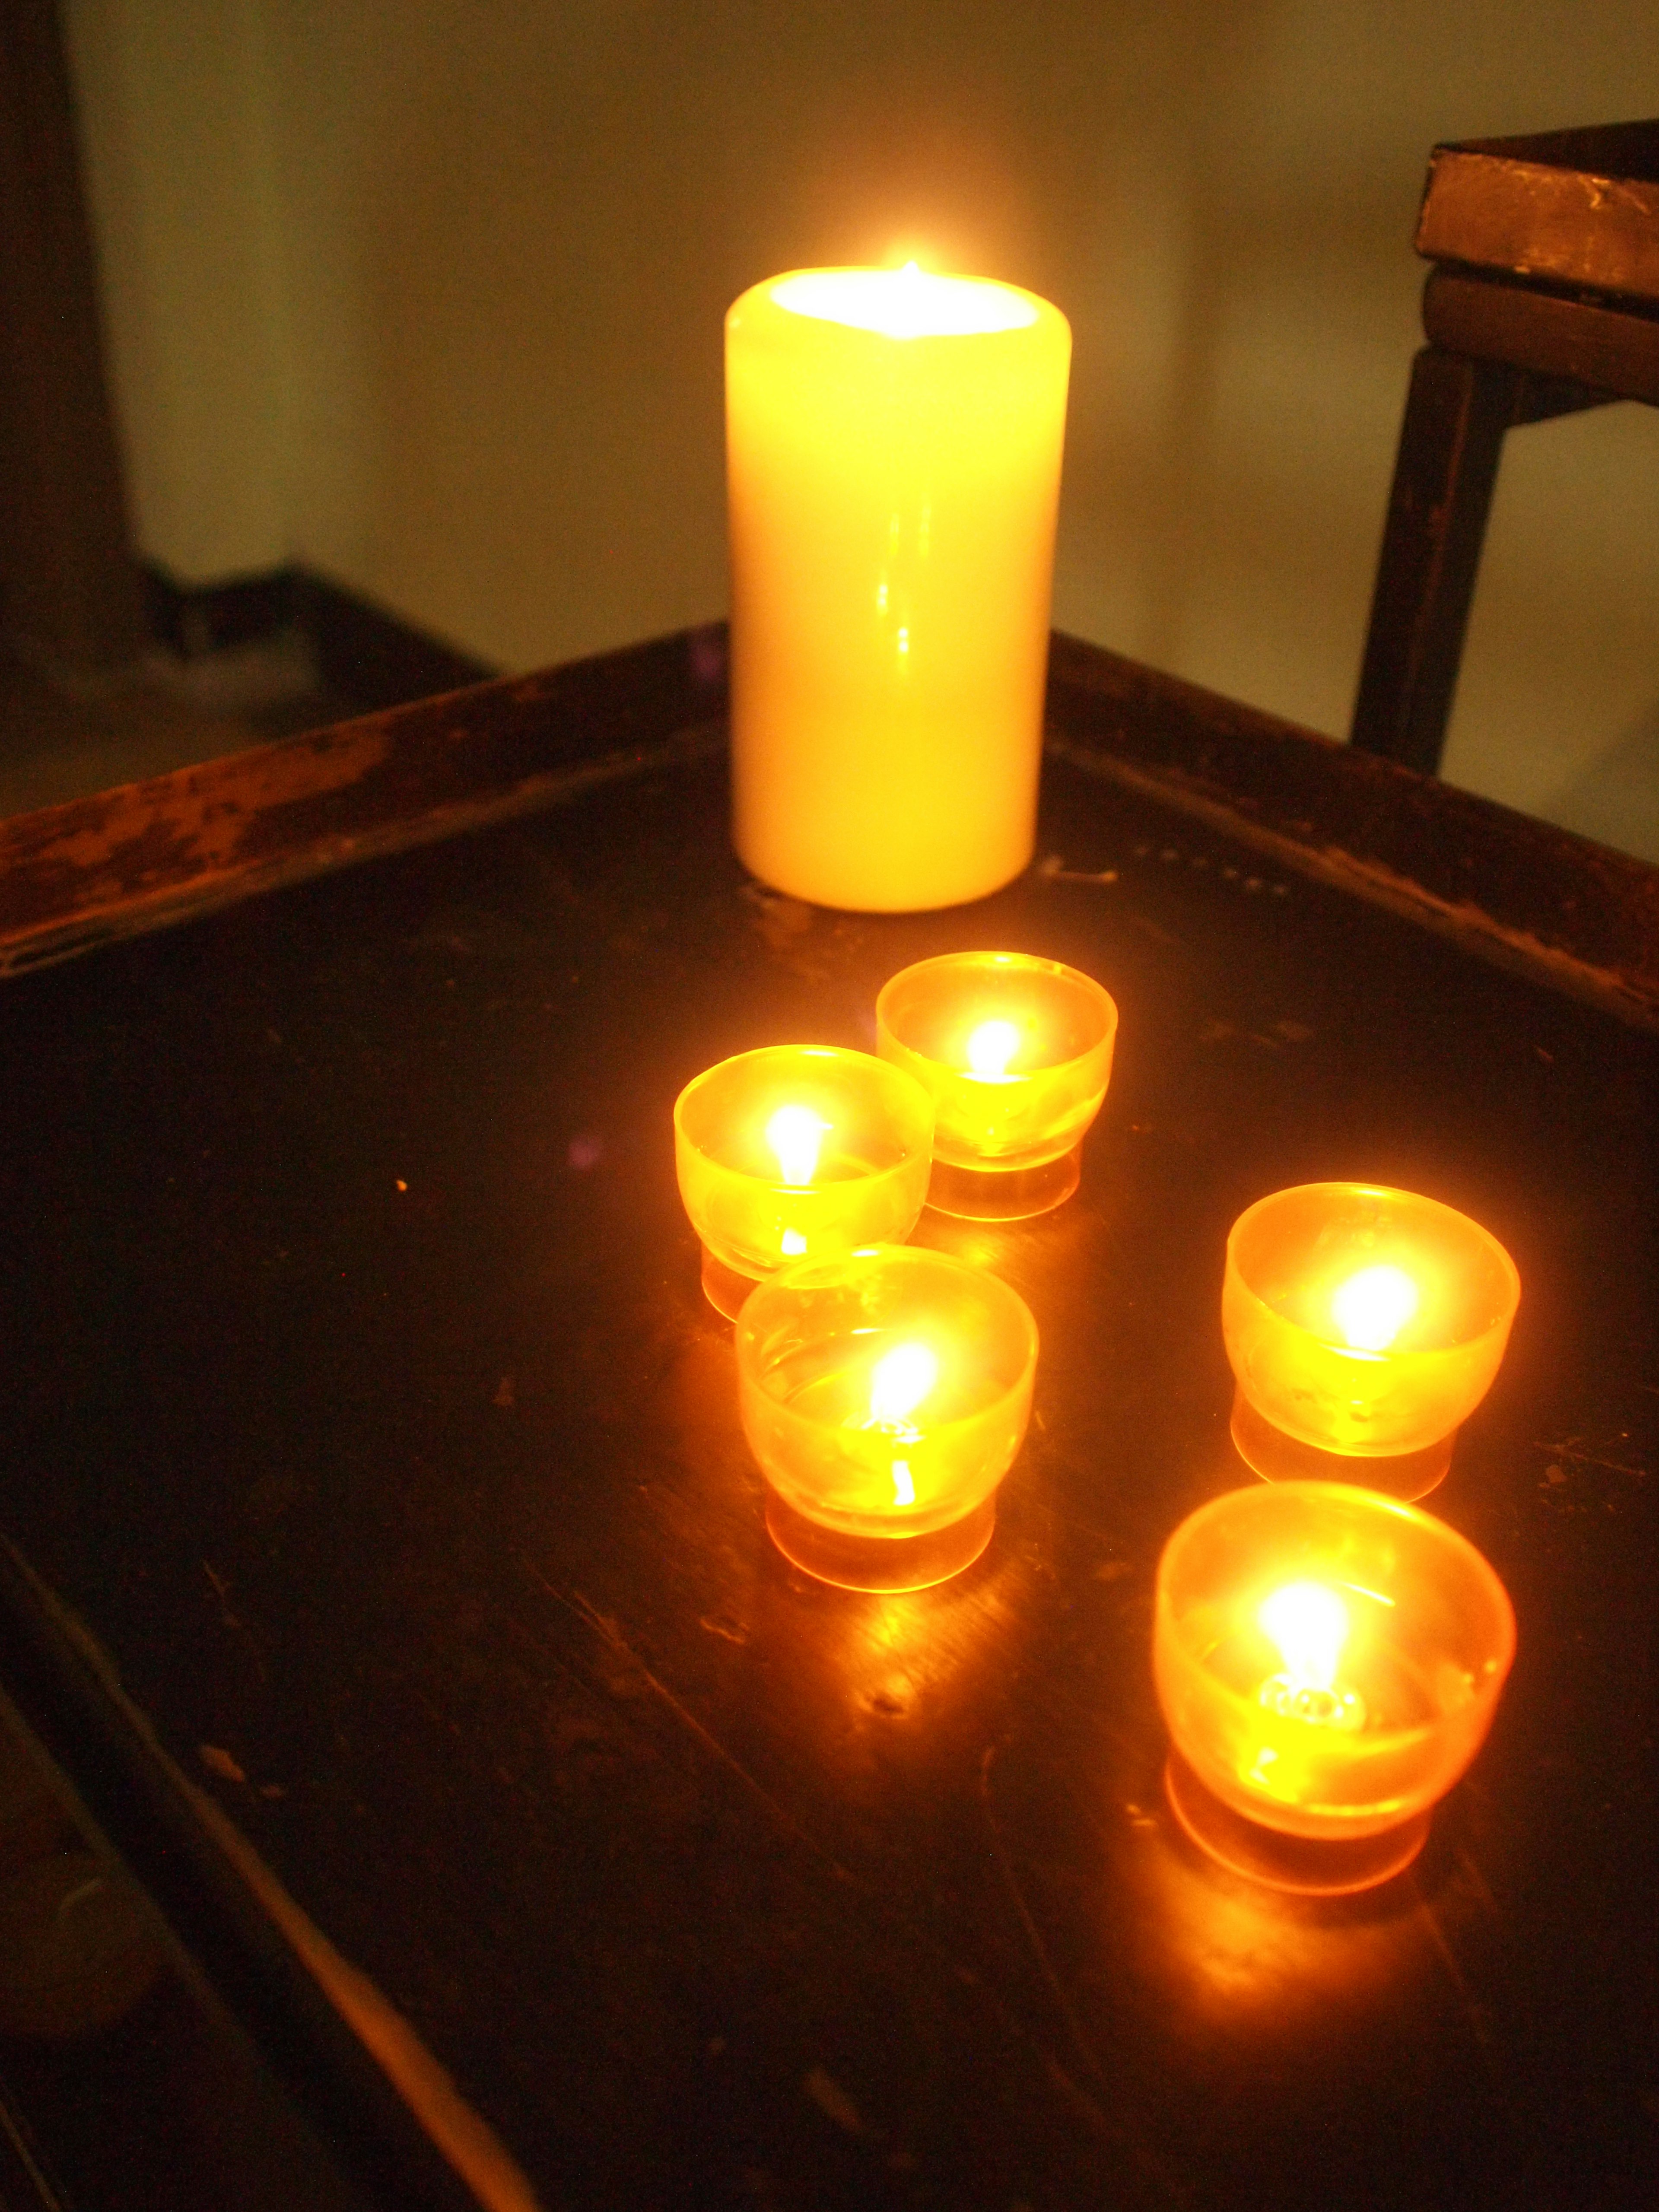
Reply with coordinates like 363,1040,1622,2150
0,633,352,821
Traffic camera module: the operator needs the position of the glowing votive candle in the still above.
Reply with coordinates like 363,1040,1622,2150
876,951,1117,1218
735,1245,1038,1591
1154,1481,1516,1893
726,265,1071,911
674,1047,934,1319
1223,1182,1520,1500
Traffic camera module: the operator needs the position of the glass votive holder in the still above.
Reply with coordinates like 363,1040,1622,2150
734,1245,1038,1592
674,1046,934,1319
875,951,1117,1220
1223,1182,1520,1501
1154,1481,1515,1894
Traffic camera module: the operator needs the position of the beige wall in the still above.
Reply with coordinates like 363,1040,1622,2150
64,0,1659,856
63,0,292,581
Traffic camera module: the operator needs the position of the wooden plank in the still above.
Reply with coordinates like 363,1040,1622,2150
0,667,1649,2212
0,627,729,977
1417,124,1659,305
1422,269,1659,404
1348,346,1523,776
0,626,1655,1033
1046,634,1659,1031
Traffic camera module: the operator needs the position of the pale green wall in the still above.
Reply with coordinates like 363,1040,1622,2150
63,0,1659,856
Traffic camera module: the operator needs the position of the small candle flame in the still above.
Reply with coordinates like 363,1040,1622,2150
964,1018,1020,1079
1257,1580,1367,1731
766,1103,830,1187
867,1342,936,1510
868,1342,938,1427
780,1227,807,1256
1331,1263,1420,1352
1259,1581,1348,1693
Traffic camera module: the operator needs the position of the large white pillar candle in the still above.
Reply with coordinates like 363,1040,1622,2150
725,265,1071,912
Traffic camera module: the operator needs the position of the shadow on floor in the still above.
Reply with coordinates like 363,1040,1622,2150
0,632,354,820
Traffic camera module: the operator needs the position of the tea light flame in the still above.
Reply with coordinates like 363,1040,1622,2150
868,1342,938,1428
868,1341,937,1510
964,1018,1020,1079
1257,1580,1367,1731
1331,1263,1420,1352
766,1104,830,1187
1259,1581,1348,1693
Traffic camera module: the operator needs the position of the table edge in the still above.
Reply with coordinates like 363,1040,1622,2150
0,624,1652,1031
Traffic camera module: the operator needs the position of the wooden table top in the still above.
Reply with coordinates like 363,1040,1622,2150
0,629,1652,2211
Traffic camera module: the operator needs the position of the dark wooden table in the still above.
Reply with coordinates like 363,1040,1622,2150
0,629,1653,2212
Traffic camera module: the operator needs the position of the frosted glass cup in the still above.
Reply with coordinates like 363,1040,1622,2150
1154,1481,1516,1893
1223,1182,1520,1500
876,951,1116,1219
675,1047,934,1319
735,1245,1038,1591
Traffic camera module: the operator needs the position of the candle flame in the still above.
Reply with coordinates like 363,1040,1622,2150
766,1103,830,1187
1257,1580,1367,1731
1259,1581,1348,1693
964,1018,1020,1078
780,1227,807,1256
868,1342,938,1428
868,1343,935,1508
1331,1263,1420,1352
772,268,1037,340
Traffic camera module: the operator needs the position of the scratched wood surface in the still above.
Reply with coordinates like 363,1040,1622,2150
1,627,1654,1031
1415,120,1659,306
0,633,1653,2210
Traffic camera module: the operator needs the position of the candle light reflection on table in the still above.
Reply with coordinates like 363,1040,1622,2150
1122,1802,1446,2021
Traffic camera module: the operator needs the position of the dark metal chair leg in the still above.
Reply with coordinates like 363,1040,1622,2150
1349,346,1522,776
